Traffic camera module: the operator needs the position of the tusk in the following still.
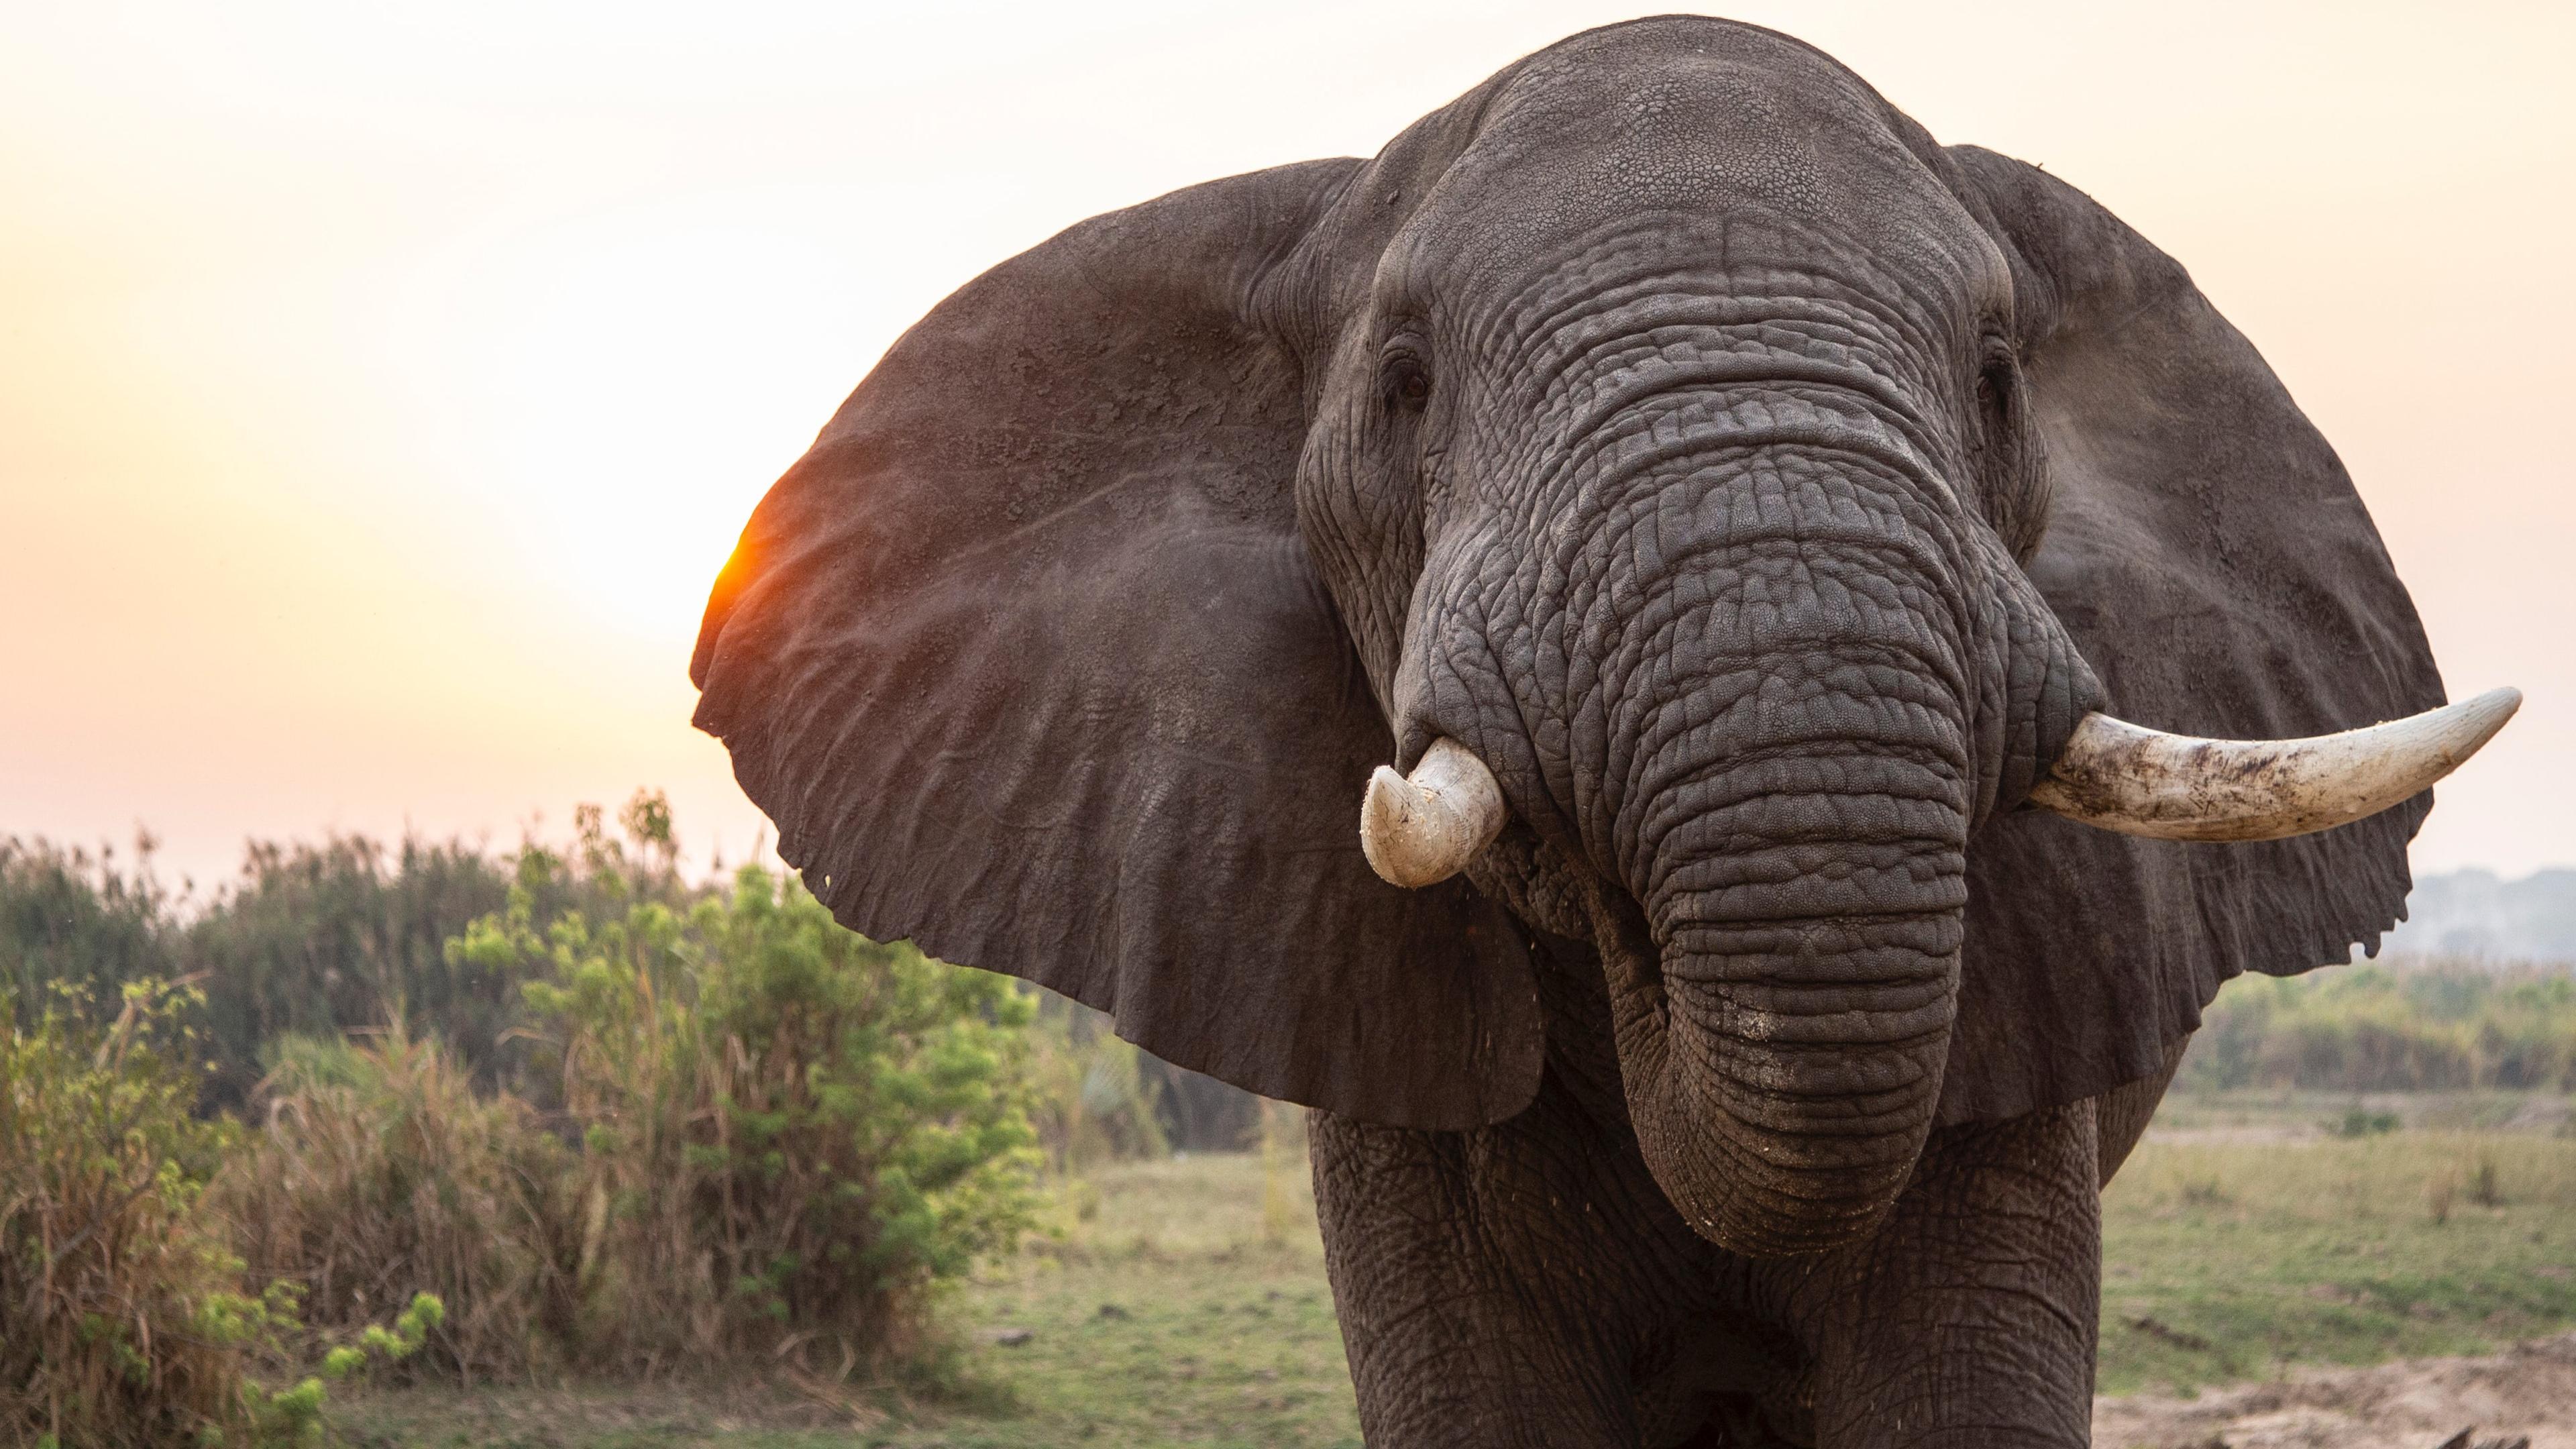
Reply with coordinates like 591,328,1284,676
1360,738,1509,888
2028,687,2520,842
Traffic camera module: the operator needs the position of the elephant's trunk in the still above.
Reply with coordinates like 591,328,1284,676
1609,903,1963,1256
1601,745,1969,1256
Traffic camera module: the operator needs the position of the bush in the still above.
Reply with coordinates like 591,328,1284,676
1,979,317,1446
9,793,1051,1421
2326,1106,2401,1138
451,816,1045,1375
2,820,638,1115
2467,1149,2504,1208
180,837,519,1112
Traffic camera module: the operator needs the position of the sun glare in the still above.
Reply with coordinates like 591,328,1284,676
394,193,863,643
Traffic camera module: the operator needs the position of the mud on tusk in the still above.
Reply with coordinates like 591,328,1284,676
1360,739,1509,888
2028,687,2521,843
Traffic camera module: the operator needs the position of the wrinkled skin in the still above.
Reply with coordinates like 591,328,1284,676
691,19,2444,1447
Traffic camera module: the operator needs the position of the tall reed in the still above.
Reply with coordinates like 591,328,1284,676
211,1026,577,1384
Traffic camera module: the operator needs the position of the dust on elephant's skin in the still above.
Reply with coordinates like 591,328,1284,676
690,17,2448,1446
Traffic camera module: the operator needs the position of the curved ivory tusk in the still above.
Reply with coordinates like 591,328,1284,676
2027,687,2521,843
1360,738,1509,888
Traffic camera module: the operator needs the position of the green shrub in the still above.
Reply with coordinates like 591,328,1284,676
2326,1106,2401,1138
178,837,519,1111
3,817,651,1114
451,814,1045,1375
10,793,1049,1415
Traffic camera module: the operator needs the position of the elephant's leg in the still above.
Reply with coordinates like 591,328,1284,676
1764,1101,2102,1448
1311,1099,1644,1448
1311,1035,1792,1449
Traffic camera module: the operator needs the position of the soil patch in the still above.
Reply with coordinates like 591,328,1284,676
2096,1332,2576,1448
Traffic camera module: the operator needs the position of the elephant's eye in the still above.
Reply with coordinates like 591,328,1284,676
1975,338,2018,420
1973,344,2020,449
1384,355,1432,413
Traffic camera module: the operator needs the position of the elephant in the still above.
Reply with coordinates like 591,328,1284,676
688,18,2518,1447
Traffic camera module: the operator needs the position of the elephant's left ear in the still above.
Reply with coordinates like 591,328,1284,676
690,160,1544,1130
1933,146,2447,1124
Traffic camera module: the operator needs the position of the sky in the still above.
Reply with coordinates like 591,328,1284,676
2,1,2570,896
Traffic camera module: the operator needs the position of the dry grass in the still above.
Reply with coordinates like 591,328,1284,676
212,1028,578,1385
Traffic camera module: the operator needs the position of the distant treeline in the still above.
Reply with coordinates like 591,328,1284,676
2180,961,2576,1094
0,804,1259,1149
7,816,614,1112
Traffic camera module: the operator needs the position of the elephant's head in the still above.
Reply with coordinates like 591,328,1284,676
691,20,2512,1257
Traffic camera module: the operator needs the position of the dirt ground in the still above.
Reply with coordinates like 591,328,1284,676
2095,1332,2576,1448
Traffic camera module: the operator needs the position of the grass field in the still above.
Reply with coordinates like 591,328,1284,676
331,1097,2576,1447
2100,1125,2576,1395
335,1151,1358,1449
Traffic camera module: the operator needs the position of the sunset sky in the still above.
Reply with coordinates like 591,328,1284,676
3,1,2570,898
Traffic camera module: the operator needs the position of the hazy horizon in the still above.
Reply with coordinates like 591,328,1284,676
5,2,2570,891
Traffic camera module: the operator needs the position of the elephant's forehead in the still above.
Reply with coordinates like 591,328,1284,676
1395,20,1991,303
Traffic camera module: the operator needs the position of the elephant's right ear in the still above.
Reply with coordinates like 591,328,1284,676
1933,146,2448,1124
690,161,1544,1130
